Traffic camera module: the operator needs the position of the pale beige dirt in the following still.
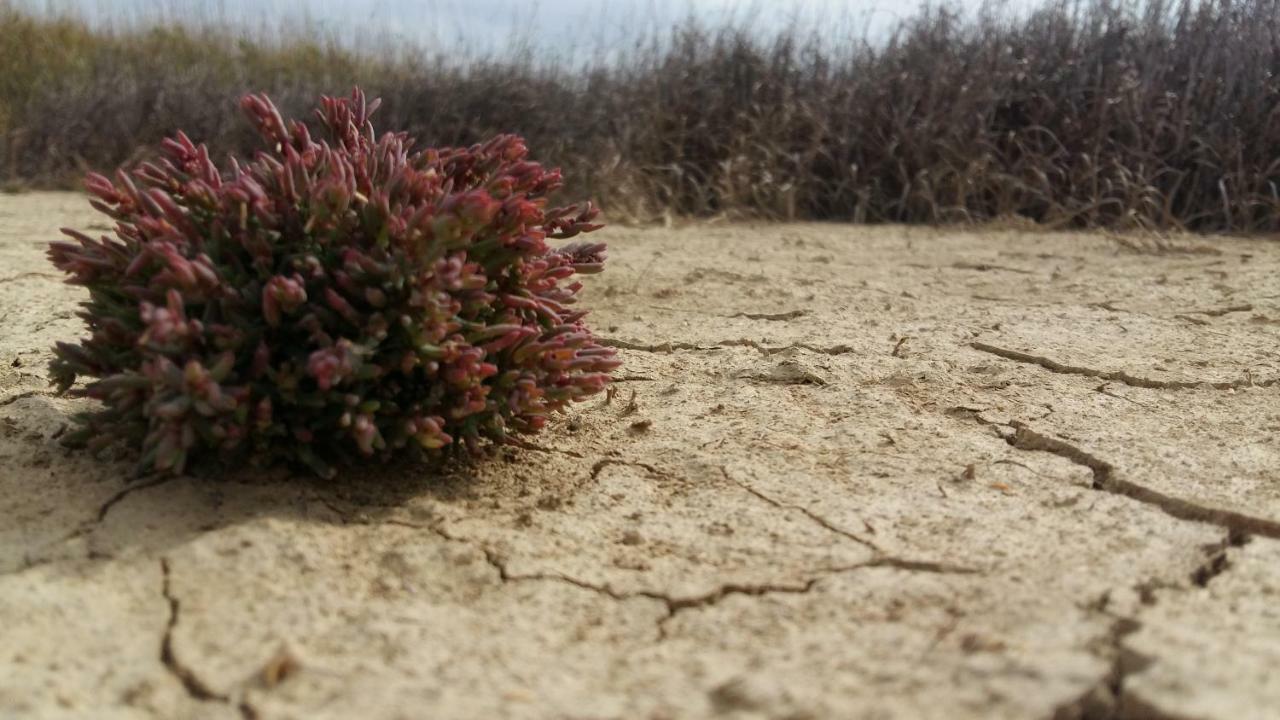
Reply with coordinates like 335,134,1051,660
1,192,1278,719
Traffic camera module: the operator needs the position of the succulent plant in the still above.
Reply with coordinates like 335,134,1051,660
47,88,618,478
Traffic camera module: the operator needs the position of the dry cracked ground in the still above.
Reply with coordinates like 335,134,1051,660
2,192,1279,720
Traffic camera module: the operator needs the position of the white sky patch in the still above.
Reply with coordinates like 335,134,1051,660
20,0,1047,58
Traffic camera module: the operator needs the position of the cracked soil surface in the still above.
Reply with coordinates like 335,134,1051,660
2,192,1279,719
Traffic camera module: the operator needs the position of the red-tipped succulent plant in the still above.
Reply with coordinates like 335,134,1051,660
47,88,617,478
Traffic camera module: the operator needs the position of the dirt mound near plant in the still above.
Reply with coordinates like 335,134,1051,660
2,193,1278,719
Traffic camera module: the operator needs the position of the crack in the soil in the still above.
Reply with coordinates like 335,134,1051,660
951,261,1036,275
971,295,1054,306
159,558,261,719
728,310,808,321
867,556,982,574
97,475,177,522
722,339,855,355
318,492,974,644
502,437,585,458
599,337,854,356
479,548,977,639
315,461,983,650
328,467,967,625
1186,303,1253,317
1093,384,1160,411
599,338,720,352
159,558,230,703
0,389,38,407
719,466,879,551
1089,300,1141,316
2,475,180,577
1050,529,1246,720
629,305,812,322
0,271,60,285
951,405,1271,717
1049,615,1150,720
591,457,670,480
972,342,1276,390
317,497,478,554
1189,529,1251,588
1007,422,1280,540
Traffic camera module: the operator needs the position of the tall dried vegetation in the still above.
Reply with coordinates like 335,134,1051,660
3,0,1280,232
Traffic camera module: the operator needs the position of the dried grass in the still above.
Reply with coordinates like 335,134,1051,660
3,0,1279,232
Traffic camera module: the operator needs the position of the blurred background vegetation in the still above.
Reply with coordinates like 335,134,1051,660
2,0,1279,232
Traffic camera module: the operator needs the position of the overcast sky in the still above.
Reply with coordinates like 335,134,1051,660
25,0,1045,56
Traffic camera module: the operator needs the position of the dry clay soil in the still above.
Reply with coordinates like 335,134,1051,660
2,192,1279,720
